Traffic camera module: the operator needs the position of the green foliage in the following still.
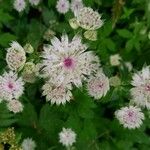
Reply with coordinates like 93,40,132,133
0,0,149,150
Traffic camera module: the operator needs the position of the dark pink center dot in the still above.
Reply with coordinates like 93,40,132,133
63,58,74,69
146,85,150,91
8,83,14,89
128,111,134,117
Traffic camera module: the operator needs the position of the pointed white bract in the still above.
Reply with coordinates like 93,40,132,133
0,71,24,101
21,138,36,150
7,99,23,113
115,106,144,129
6,41,26,71
70,0,83,16
13,0,26,12
87,71,110,99
130,66,150,109
41,34,100,87
56,0,70,14
75,7,103,30
42,81,73,105
59,128,76,147
29,0,40,6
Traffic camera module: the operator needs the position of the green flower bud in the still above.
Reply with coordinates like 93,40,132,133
24,43,34,54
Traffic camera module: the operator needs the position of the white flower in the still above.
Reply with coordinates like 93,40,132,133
41,34,100,87
70,0,83,16
59,128,76,147
87,71,110,99
7,99,23,113
115,106,144,129
56,0,70,14
13,0,26,12
21,138,36,150
42,81,73,105
0,71,24,101
110,54,121,66
6,41,26,71
75,7,103,30
28,0,40,6
130,66,150,109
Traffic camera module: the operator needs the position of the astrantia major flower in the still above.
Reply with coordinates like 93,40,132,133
75,7,103,30
56,0,70,14
41,34,100,87
59,128,76,147
13,0,26,12
29,0,40,6
130,66,150,109
7,99,23,113
21,138,36,150
115,106,144,129
42,81,73,105
0,71,24,101
87,71,110,99
6,41,26,71
70,0,83,16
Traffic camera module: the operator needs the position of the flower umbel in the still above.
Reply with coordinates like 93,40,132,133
115,106,144,129
42,81,73,105
6,41,26,71
0,71,24,101
41,34,100,87
56,0,70,14
7,99,23,113
13,0,26,12
59,128,76,147
21,138,36,150
130,66,150,109
75,7,103,30
87,71,110,99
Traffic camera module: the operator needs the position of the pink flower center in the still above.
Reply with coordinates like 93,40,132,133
63,58,75,69
8,83,14,89
128,111,134,117
61,4,65,8
145,85,150,91
98,83,104,88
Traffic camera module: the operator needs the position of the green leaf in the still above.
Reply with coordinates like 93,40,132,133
0,33,17,47
0,102,16,127
117,29,133,38
17,103,38,127
0,10,14,24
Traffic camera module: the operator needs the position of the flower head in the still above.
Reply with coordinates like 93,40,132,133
41,34,100,87
59,128,76,147
7,99,23,113
115,106,144,129
0,71,24,101
56,0,70,14
13,0,26,12
6,41,26,70
87,71,110,99
75,7,103,30
130,66,150,109
29,0,40,6
42,81,73,105
21,138,36,150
